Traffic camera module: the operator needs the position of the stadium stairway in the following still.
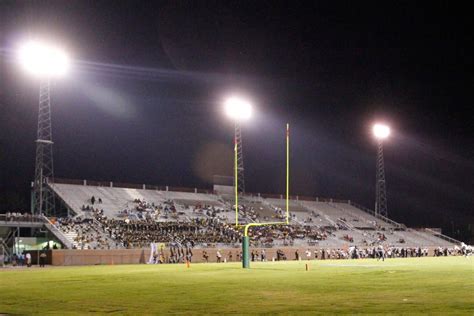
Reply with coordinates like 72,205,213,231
63,231,80,249
42,216,74,249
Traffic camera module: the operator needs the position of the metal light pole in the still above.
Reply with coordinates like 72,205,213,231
19,41,69,216
224,96,252,226
373,124,390,218
234,123,245,194
33,79,55,216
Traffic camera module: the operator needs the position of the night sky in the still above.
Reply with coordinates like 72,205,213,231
0,1,472,241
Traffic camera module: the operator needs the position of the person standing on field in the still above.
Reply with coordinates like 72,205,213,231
25,252,32,267
39,251,47,267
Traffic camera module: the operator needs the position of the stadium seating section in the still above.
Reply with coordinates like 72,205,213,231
48,182,455,250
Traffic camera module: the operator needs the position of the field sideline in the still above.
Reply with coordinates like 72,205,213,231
1,257,473,315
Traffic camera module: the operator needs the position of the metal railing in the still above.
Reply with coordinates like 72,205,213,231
347,201,404,228
47,183,79,218
425,228,462,245
50,178,212,195
42,216,74,249
51,177,356,203
0,240,10,264
0,214,44,223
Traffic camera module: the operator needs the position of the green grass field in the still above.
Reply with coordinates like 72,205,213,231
0,257,473,315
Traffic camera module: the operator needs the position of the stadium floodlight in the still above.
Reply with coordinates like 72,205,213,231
19,41,69,77
373,123,390,140
224,97,252,121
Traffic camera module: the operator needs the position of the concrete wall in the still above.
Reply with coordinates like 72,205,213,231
51,247,440,266
52,249,148,266
51,247,293,266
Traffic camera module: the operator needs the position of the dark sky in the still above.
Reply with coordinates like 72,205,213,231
0,1,473,240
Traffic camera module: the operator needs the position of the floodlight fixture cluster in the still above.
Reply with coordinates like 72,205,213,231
224,96,252,121
373,123,390,140
19,41,69,77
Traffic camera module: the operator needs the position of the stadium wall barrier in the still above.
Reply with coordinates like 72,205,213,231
51,247,441,266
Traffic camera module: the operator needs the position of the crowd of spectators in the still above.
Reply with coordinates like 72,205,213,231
92,208,242,248
265,246,433,261
273,207,287,221
148,242,194,264
236,204,259,222
434,246,459,256
248,224,330,247
190,203,229,221
55,216,116,250
73,200,335,249
49,195,468,254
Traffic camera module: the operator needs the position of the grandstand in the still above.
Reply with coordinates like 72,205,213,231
43,178,457,250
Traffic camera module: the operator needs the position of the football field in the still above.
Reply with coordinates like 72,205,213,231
1,257,473,315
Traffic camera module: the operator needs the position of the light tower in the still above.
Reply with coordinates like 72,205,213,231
224,97,252,194
19,41,69,216
372,123,390,218
224,96,252,226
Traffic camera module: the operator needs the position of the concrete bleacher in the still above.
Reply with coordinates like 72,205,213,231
331,203,395,229
49,181,457,248
300,201,355,226
405,229,452,247
266,198,307,212
51,183,236,223
218,194,276,223
246,202,275,221
51,183,167,218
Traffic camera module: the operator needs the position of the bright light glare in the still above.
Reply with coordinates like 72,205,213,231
19,41,69,77
373,123,391,140
224,97,252,121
